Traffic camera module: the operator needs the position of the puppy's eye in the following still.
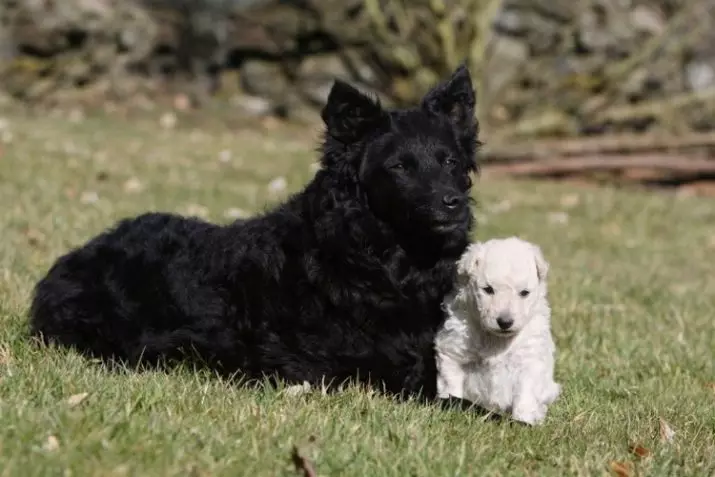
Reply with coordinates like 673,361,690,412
519,290,530,297
389,163,405,171
444,158,457,167
482,286,494,295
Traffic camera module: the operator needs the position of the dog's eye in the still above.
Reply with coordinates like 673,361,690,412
389,163,405,171
519,290,530,297
482,286,494,295
444,158,457,167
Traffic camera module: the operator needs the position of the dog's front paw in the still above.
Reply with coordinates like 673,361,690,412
512,402,547,426
543,382,561,404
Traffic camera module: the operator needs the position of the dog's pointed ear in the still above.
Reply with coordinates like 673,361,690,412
531,244,549,282
321,80,389,144
421,64,476,131
456,242,482,286
421,64,480,169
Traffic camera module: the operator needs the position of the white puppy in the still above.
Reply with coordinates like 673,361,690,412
435,237,561,425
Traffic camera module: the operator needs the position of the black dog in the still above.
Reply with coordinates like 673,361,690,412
29,65,480,400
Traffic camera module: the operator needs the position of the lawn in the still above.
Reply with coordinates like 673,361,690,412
0,107,713,477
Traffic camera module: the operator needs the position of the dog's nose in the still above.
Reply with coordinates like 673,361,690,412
442,194,461,209
496,316,514,330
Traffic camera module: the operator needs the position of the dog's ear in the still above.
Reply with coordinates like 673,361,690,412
321,80,389,144
531,244,549,282
421,64,476,131
421,64,480,168
456,242,482,286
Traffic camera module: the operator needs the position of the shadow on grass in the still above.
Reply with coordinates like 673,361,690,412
437,396,505,422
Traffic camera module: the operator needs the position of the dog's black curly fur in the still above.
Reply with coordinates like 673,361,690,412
29,65,480,400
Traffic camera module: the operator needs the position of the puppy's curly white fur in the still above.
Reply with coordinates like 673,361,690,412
435,237,561,425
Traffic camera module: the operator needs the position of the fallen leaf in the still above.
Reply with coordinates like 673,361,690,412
223,208,248,220
560,193,580,209
173,94,191,111
43,435,60,452
80,191,99,204
659,418,676,443
68,108,85,123
185,204,209,218
491,104,509,121
159,112,177,129
548,211,569,225
123,177,144,193
67,392,89,407
218,150,232,163
488,199,512,214
267,177,288,196
291,445,317,477
629,444,651,458
705,383,715,394
609,461,632,477
601,222,622,237
261,116,281,130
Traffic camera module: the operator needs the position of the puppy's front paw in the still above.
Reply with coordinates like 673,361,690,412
512,402,547,426
544,382,561,404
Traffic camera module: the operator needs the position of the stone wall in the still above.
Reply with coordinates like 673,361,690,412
2,0,715,136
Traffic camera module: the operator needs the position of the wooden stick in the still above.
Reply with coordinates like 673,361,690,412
481,132,715,163
483,154,715,177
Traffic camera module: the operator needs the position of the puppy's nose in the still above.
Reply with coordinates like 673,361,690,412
442,194,462,209
496,315,514,330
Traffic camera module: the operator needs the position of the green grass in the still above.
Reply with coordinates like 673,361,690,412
0,108,714,477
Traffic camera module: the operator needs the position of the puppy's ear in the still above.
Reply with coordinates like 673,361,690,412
456,242,482,286
421,64,480,168
531,244,549,282
321,80,389,144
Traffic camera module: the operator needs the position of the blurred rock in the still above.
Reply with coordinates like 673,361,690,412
1,0,157,103
630,4,666,35
685,60,715,92
2,0,715,139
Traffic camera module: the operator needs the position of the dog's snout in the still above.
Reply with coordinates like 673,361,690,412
496,315,514,330
442,194,462,209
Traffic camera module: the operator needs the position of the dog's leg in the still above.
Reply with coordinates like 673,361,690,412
436,352,466,399
542,381,562,405
512,368,553,425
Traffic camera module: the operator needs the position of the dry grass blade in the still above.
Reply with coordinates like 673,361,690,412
659,418,676,444
67,392,89,407
0,344,11,365
43,435,60,452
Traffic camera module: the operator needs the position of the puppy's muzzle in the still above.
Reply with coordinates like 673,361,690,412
496,313,514,331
